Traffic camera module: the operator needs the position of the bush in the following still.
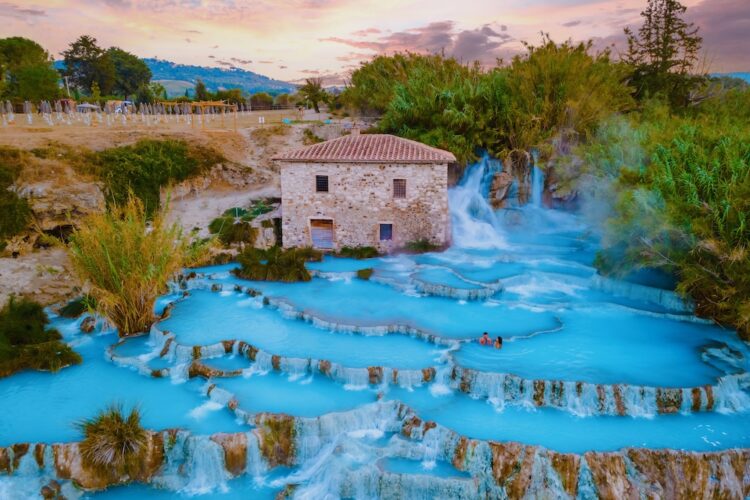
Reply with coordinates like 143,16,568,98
0,296,82,377
356,268,374,280
302,129,324,145
68,196,190,337
337,246,380,259
404,239,441,253
0,147,32,246
234,246,322,282
94,140,223,215
592,96,750,338
78,405,147,474
59,295,96,318
208,216,257,246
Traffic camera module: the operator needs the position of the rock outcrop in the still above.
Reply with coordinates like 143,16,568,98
488,171,514,209
1,404,749,498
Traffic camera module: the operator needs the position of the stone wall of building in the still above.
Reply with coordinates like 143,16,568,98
280,161,450,252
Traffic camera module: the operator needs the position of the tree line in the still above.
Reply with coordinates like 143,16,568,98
339,0,749,339
0,35,329,110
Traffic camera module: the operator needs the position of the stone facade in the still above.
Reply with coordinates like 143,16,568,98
279,161,450,252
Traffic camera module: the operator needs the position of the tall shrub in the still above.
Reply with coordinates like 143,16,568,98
68,196,188,337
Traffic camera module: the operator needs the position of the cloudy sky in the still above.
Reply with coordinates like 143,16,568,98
3,0,748,83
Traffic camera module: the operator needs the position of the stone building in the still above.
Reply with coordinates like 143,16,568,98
274,131,455,252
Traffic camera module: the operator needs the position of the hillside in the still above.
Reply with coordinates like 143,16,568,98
54,58,296,97
713,72,750,83
145,58,295,96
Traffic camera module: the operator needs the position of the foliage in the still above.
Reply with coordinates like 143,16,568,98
208,216,257,246
78,405,147,474
194,79,209,100
61,35,115,95
250,91,274,110
0,147,32,246
59,295,96,318
624,0,704,107
591,91,750,338
68,196,190,337
214,88,245,105
356,268,374,280
274,93,292,107
302,128,324,145
343,53,434,114
404,239,442,253
134,82,166,104
108,48,152,99
378,57,492,163
298,78,327,113
92,139,223,215
0,296,82,378
337,246,380,259
234,247,321,282
0,37,59,101
354,39,632,164
502,36,634,155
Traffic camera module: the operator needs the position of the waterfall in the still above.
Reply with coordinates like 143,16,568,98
530,165,544,208
448,156,508,249
154,432,229,495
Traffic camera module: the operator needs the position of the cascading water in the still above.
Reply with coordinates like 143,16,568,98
448,154,508,249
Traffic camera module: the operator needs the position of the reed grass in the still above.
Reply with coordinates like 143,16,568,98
68,196,189,337
234,246,321,282
78,404,147,474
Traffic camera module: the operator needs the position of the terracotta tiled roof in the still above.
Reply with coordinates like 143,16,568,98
273,133,456,164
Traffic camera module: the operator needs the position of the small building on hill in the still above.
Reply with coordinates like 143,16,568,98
274,131,455,252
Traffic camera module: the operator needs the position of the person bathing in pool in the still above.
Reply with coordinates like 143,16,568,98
494,336,503,349
479,332,491,346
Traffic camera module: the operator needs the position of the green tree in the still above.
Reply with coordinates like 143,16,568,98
214,88,244,104
134,82,166,104
108,47,151,99
0,37,59,100
61,35,115,95
90,81,101,104
298,78,327,113
503,36,633,154
274,93,291,107
624,0,703,107
13,63,60,101
250,91,273,110
342,53,427,114
378,57,489,163
194,79,209,100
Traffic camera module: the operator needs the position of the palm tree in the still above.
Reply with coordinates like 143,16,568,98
298,78,327,113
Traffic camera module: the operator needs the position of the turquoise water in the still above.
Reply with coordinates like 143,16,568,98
0,319,243,446
216,372,377,417
453,307,728,387
379,457,470,478
385,386,750,453
160,289,443,369
1,159,749,497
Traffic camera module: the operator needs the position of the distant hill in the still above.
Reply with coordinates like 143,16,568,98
144,58,296,97
55,58,296,97
712,72,750,83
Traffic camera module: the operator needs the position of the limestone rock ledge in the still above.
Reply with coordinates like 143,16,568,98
1,402,749,499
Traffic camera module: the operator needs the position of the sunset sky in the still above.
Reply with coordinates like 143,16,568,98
3,0,748,83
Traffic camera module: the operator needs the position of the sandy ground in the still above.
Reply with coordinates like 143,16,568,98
0,248,78,307
167,184,280,237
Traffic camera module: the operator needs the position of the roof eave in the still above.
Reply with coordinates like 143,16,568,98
273,158,456,164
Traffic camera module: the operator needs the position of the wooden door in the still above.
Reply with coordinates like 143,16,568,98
310,219,334,249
